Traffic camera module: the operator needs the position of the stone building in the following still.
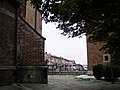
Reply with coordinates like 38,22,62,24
0,0,47,85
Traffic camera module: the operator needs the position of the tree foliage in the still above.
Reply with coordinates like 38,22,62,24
30,0,120,62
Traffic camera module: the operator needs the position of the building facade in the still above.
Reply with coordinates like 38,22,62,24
25,0,42,34
87,40,110,74
45,52,84,72
0,0,47,85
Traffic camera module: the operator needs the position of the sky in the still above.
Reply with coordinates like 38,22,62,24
42,21,88,65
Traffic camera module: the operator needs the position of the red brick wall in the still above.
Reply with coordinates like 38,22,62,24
0,0,47,85
0,12,16,66
19,0,26,18
87,42,105,71
18,20,45,66
0,2,16,66
16,19,46,83
26,0,42,34
0,1,16,85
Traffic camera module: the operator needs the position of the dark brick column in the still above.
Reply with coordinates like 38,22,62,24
0,0,19,85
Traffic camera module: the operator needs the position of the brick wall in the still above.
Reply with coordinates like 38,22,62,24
0,12,15,66
87,35,110,74
0,0,16,66
18,19,45,66
87,42,105,71
26,0,35,28
19,0,26,18
0,1,16,85
17,17,47,83
0,0,47,85
26,0,42,34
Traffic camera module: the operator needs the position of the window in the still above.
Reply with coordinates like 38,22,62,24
103,54,111,62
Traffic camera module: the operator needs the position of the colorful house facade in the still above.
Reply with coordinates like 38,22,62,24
45,52,84,72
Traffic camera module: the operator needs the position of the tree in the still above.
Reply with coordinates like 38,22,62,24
30,0,120,63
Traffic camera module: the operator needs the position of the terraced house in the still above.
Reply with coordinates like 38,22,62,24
45,52,84,73
0,0,47,85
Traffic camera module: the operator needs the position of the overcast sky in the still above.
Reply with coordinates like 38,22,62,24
42,21,87,65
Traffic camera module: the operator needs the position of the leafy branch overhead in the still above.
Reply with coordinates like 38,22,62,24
30,0,120,60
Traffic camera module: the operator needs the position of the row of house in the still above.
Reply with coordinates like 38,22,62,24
45,52,84,72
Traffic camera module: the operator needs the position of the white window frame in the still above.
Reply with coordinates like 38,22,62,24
103,54,111,62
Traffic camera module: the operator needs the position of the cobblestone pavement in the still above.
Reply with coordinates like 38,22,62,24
0,75,120,90
25,75,120,90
